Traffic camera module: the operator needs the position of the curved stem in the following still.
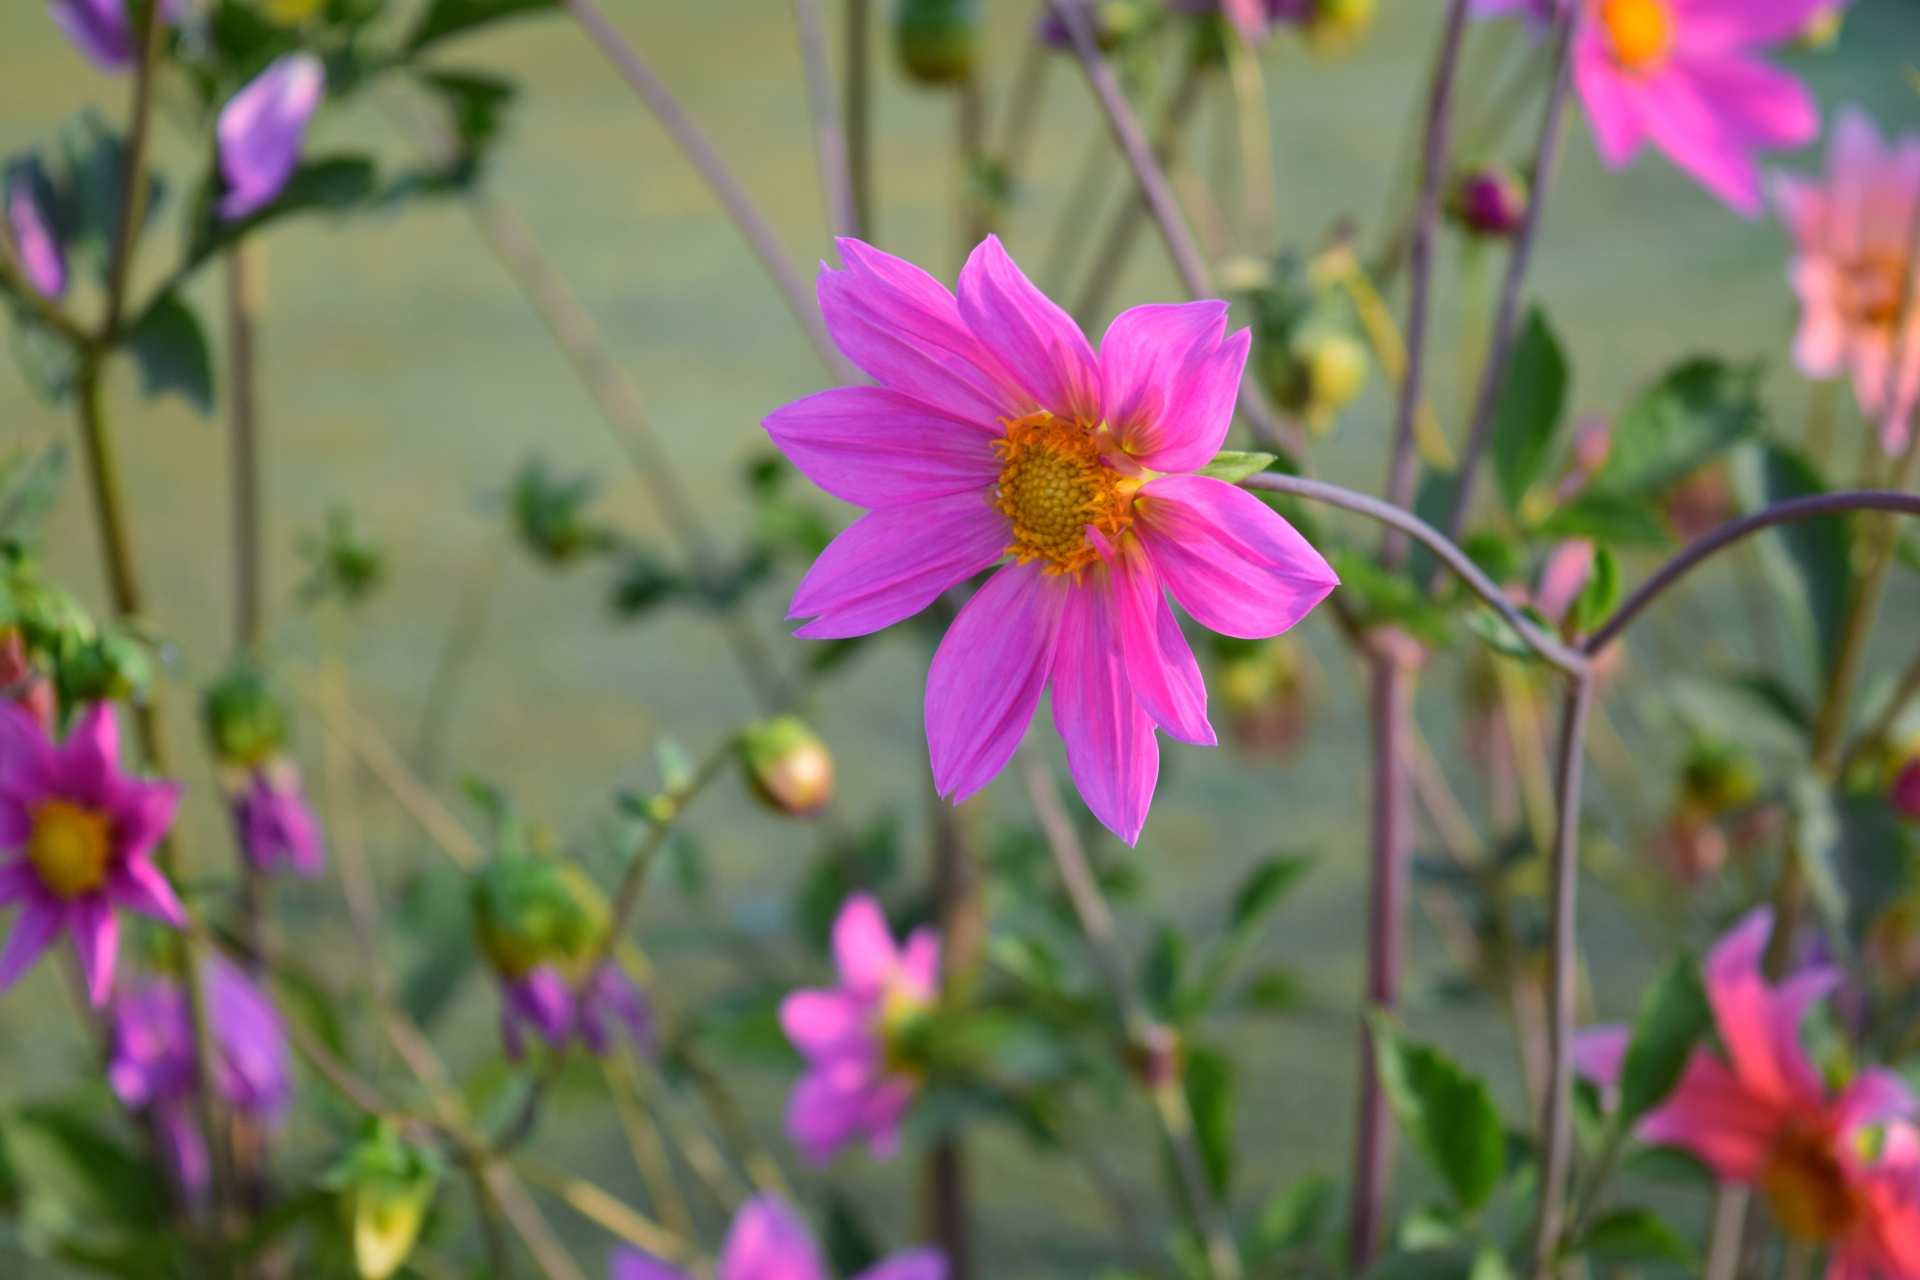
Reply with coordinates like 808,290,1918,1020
792,0,858,240
1440,17,1577,548
1240,473,1589,674
1583,491,1920,655
562,0,856,385
103,0,166,339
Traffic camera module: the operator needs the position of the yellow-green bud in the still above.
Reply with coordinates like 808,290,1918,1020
324,1124,442,1280
1305,0,1375,51
739,717,836,818
895,0,980,85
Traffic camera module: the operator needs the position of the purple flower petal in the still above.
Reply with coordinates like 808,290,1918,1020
832,894,900,994
718,1197,830,1280
69,893,120,1006
855,1250,949,1280
789,493,1009,640
1108,545,1213,747
763,386,1002,510
1097,301,1246,474
1134,475,1339,640
218,53,326,221
0,897,64,993
6,175,67,299
611,1247,690,1280
956,235,1102,424
1050,579,1160,846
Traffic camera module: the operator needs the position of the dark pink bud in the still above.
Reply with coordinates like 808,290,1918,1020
1455,168,1529,237
1893,759,1920,822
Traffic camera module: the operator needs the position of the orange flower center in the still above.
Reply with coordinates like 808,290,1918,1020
1762,1121,1863,1242
1841,251,1910,331
28,800,113,899
994,413,1135,576
1600,0,1674,72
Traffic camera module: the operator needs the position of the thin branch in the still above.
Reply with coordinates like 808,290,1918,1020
1440,17,1577,548
844,0,874,240
561,0,857,384
1583,491,1920,655
228,242,265,652
515,1154,694,1264
102,0,166,337
792,0,858,240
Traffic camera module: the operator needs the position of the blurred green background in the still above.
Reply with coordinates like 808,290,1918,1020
3,0,1920,1273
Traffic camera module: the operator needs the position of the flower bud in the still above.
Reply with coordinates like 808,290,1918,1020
203,664,291,767
1893,757,1920,823
1452,167,1529,238
59,631,151,705
326,1123,442,1280
1680,739,1762,815
0,628,56,733
1793,2,1846,48
1653,811,1727,884
894,0,980,85
1303,0,1375,51
228,761,326,879
738,717,836,818
472,857,606,981
1662,462,1733,543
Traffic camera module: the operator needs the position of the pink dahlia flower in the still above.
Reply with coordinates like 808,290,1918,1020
766,237,1338,843
1774,108,1920,455
778,894,938,1164
612,1195,945,1280
1639,908,1920,1267
218,53,326,221
1571,0,1822,216
0,702,184,1005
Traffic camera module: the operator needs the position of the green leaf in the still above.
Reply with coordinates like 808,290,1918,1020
61,110,162,284
406,0,558,52
1597,357,1763,496
416,71,519,188
125,292,213,414
1733,444,1850,685
822,1190,881,1278
1181,854,1313,1019
1140,923,1185,1021
1534,489,1671,547
2,1104,166,1240
6,303,77,405
1616,953,1712,1124
189,157,378,268
1463,605,1549,664
1185,1043,1236,1199
1329,548,1452,646
1788,771,1848,942
1199,451,1278,484
1245,1173,1334,1263
1491,308,1568,515
1368,1015,1506,1212
1566,544,1619,636
0,445,68,551
1575,1207,1693,1266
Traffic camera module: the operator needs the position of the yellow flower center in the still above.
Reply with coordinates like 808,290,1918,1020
994,412,1135,577
877,981,933,1078
28,800,113,900
1762,1122,1862,1242
1600,0,1674,72
1842,252,1910,331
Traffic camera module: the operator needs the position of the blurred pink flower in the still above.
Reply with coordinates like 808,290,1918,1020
778,894,937,1164
218,53,325,221
232,762,325,879
1572,1023,1629,1108
496,961,653,1062
1534,539,1596,624
47,0,180,73
5,175,65,300
1571,0,1822,216
0,702,184,1005
611,1196,945,1280
1640,908,1920,1265
1774,108,1920,454
766,237,1337,843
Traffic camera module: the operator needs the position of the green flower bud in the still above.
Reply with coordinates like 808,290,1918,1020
324,1123,443,1280
895,0,980,85
510,460,613,566
738,717,836,818
1679,739,1762,815
58,631,152,705
1305,0,1375,51
472,857,608,980
202,662,291,767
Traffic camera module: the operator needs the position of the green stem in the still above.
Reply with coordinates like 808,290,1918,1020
103,0,167,339
844,0,874,240
227,244,264,654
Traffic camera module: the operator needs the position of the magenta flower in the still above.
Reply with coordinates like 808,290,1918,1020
1534,539,1596,624
108,957,292,1199
1774,108,1920,455
5,174,66,300
578,963,656,1059
217,53,325,221
766,237,1337,843
497,962,654,1061
0,702,184,1005
1570,0,1822,216
499,964,575,1061
1639,908,1920,1266
232,762,326,879
778,894,937,1165
1571,1022,1629,1109
611,1195,945,1280
47,0,179,73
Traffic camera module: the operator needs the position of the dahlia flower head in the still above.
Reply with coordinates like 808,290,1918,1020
766,237,1338,844
1475,0,1828,216
218,53,326,221
1775,108,1920,455
48,0,182,74
611,1195,945,1280
779,894,938,1165
109,956,293,1200
0,702,184,1005
1635,908,1920,1273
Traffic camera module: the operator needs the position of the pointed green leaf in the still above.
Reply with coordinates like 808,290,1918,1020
125,291,213,414
1576,1207,1693,1266
1368,1014,1506,1212
1491,308,1569,515
1200,451,1278,484
1616,952,1712,1124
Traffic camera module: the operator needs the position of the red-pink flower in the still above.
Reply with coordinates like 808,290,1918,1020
0,703,184,1005
1775,108,1920,455
1571,0,1822,216
1640,908,1920,1269
766,237,1338,843
778,894,938,1165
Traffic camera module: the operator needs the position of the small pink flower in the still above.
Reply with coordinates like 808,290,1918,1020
231,762,326,879
5,174,66,300
1639,908,1920,1266
1572,0,1822,216
1774,107,1920,455
1572,1022,1630,1109
1534,539,1596,624
766,237,1337,843
778,894,938,1165
611,1195,945,1280
0,703,184,1005
218,54,326,221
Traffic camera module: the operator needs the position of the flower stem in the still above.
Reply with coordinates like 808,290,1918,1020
792,0,858,240
226,243,264,655
927,788,983,1276
844,0,874,240
102,0,166,339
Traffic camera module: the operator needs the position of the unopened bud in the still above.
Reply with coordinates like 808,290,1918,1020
0,628,55,732
203,663,291,767
60,632,151,705
1794,2,1846,48
739,717,836,818
1452,167,1529,238
1680,740,1761,814
895,0,980,85
1304,0,1375,51
472,857,606,980
1893,758,1920,822
326,1124,442,1280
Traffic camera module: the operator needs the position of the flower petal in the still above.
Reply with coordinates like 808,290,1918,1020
55,701,120,810
956,236,1101,423
1574,35,1648,170
1572,1024,1631,1094
110,777,182,867
110,854,186,927
1703,906,1833,1110
1636,1049,1782,1182
926,562,1070,803
855,1249,950,1280
790,493,1009,640
217,54,325,221
832,893,899,994
780,989,872,1061
785,1060,875,1165
898,928,940,1003
1051,582,1160,845
611,1247,691,1280
69,895,119,1006
1134,475,1339,640
1110,543,1213,746
720,1197,828,1280
0,898,62,993
765,386,1004,509
819,239,1029,424
0,860,37,906
1836,1068,1918,1135
1098,301,1248,474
